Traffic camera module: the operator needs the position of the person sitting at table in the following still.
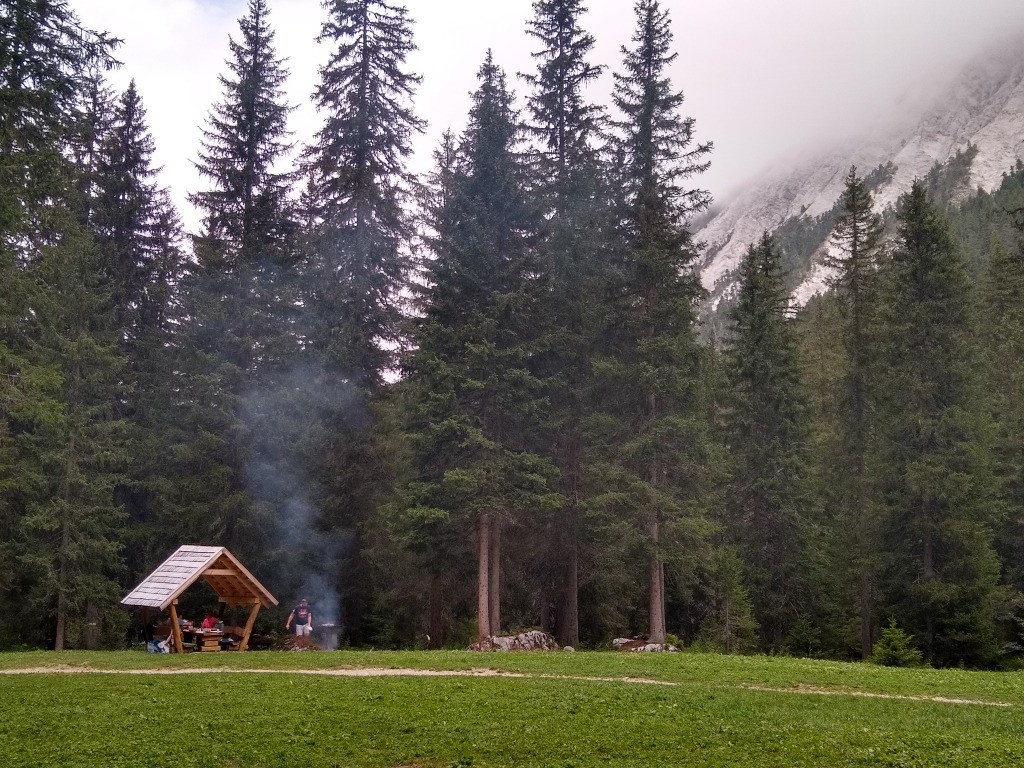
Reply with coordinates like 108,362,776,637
165,615,191,631
201,610,219,630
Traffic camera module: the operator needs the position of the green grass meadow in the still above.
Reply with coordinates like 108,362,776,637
1,650,1023,767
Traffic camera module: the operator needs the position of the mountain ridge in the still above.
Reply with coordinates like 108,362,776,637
695,34,1024,311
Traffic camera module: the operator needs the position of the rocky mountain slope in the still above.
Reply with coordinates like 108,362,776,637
696,35,1024,311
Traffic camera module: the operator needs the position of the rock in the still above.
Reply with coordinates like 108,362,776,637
632,643,679,652
563,645,575,652
612,637,679,652
469,630,559,651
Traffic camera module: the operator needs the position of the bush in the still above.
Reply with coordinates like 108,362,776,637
870,619,925,667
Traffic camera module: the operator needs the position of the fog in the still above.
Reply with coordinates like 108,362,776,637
71,0,1024,225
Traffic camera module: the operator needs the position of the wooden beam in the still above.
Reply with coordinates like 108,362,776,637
169,601,184,654
239,598,261,652
203,569,238,577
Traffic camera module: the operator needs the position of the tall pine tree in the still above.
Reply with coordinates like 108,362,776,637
600,0,713,644
169,0,298,573
874,182,1001,666
521,0,606,648
399,52,554,645
979,238,1024,592
825,166,886,657
301,0,423,642
723,232,812,650
0,0,124,649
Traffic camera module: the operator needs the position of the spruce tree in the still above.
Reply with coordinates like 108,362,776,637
300,0,424,641
189,0,296,377
19,205,128,650
304,0,423,385
87,81,192,587
825,166,886,657
979,239,1024,590
521,0,606,648
92,81,161,340
874,182,1001,666
399,53,554,645
723,233,812,650
600,0,712,644
793,291,857,656
0,0,123,649
191,0,293,270
167,0,298,571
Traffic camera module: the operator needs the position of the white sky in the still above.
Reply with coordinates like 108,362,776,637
70,0,1024,231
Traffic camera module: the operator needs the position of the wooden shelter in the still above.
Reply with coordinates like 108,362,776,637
122,545,277,653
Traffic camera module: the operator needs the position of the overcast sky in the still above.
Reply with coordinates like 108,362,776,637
70,0,1024,230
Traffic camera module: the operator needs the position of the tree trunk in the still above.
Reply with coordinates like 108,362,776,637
427,573,444,649
83,602,99,650
557,434,581,648
921,497,935,661
648,513,666,644
859,572,873,659
558,535,579,648
489,516,501,637
54,593,67,651
646,384,667,646
54,516,71,651
477,510,491,643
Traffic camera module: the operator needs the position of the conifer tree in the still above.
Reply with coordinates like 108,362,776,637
192,0,293,270
399,53,554,645
601,0,712,644
793,291,857,655
0,0,123,649
304,0,423,385
723,233,812,650
874,182,1001,666
19,206,128,651
301,0,424,641
979,239,1024,589
92,81,161,340
521,0,606,648
825,166,886,657
87,81,191,585
167,0,297,569
189,0,296,377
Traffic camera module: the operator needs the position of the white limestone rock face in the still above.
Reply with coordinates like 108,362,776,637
696,36,1024,310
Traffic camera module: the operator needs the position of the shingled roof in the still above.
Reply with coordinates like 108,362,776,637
121,545,277,610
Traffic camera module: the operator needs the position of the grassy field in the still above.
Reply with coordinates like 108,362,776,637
1,650,1023,767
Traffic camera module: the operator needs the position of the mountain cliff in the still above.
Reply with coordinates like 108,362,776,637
696,35,1024,312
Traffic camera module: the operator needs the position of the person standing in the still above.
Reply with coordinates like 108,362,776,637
285,598,313,642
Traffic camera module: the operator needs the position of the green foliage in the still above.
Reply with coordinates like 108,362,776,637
4,0,1024,671
873,182,1002,667
395,52,556,645
597,0,714,646
303,0,424,386
520,0,609,648
925,143,980,208
871,618,926,667
722,233,813,650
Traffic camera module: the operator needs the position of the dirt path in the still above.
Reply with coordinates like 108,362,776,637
0,665,1012,707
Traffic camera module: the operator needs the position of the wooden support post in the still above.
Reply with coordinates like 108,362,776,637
239,598,261,652
169,601,185,654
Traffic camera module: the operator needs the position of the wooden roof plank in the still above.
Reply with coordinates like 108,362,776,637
121,545,277,610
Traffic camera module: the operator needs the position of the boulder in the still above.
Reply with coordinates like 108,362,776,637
469,630,559,651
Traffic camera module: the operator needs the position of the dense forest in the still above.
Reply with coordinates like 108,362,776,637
2,0,1024,668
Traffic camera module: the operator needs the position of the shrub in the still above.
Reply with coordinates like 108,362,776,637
870,618,925,667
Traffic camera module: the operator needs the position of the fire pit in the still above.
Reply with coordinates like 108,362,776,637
317,623,340,650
